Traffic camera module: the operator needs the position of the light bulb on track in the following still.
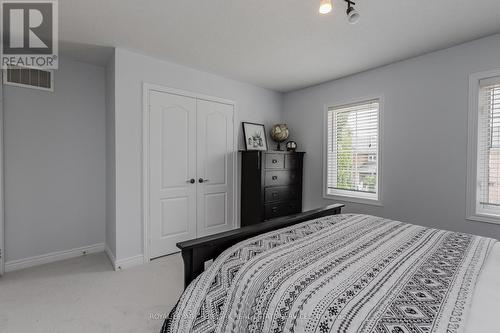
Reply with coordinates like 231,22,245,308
319,0,333,14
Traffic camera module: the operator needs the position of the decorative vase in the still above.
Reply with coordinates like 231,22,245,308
286,141,297,152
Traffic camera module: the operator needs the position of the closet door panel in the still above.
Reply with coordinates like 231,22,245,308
149,91,197,258
196,99,235,237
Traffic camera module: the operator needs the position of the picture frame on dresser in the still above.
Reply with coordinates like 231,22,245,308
242,122,268,151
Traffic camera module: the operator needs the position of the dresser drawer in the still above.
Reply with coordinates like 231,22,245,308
265,201,300,219
264,186,298,203
264,170,297,186
284,154,298,169
265,153,285,169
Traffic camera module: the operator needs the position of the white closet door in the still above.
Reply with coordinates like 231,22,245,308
149,91,197,258
196,99,235,237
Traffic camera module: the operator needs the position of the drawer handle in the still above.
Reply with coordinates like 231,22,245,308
272,176,278,180
272,192,279,198
272,159,278,164
271,207,278,213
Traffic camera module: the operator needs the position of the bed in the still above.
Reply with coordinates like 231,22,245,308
161,205,499,333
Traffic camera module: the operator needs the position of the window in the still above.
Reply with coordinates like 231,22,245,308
467,71,500,223
324,98,381,204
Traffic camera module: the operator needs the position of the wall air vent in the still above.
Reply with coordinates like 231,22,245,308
3,66,54,92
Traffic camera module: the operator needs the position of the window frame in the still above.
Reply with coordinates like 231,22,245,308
466,69,500,225
323,95,383,206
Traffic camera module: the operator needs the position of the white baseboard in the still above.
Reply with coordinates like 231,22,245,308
104,244,116,269
114,255,144,270
5,243,105,272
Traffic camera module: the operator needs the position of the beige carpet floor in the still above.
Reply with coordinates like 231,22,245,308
0,252,183,333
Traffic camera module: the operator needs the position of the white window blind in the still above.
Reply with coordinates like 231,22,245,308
326,99,380,201
477,78,500,216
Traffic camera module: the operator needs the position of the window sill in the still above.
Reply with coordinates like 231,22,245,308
323,194,383,207
466,214,500,226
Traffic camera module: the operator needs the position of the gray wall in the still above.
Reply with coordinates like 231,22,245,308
0,74,3,272
4,56,107,262
283,33,500,240
105,52,116,258
113,48,283,260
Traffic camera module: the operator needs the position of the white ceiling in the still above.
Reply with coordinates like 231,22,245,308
60,0,500,92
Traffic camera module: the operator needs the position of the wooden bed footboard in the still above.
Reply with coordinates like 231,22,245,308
176,204,345,288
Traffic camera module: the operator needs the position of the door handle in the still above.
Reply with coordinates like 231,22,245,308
186,179,195,184
198,178,210,183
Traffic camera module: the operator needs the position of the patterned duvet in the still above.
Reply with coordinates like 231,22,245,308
162,214,495,333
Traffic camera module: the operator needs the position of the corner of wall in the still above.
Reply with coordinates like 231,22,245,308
105,48,117,261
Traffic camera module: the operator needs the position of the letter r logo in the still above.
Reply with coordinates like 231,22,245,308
2,2,53,54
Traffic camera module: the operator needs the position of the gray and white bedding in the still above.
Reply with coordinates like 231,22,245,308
162,214,496,333
465,241,500,331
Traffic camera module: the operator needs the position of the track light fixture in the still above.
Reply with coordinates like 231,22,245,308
319,0,360,24
344,0,360,24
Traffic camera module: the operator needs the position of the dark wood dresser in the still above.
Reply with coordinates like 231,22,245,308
241,151,305,227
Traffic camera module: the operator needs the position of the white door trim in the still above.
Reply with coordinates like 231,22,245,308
142,83,238,262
